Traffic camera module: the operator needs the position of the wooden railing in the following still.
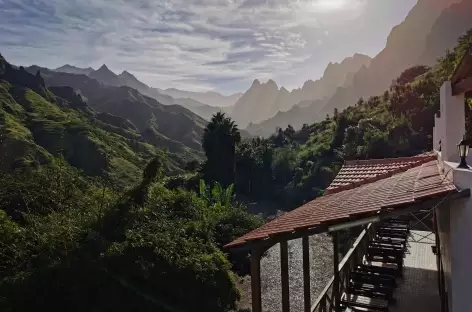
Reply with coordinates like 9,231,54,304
311,224,375,312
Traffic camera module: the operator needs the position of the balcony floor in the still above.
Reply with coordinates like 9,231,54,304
390,230,441,312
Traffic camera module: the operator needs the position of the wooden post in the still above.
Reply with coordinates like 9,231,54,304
280,240,290,312
332,232,340,312
302,235,311,312
251,248,262,312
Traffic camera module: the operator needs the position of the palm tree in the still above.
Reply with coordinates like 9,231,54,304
202,112,241,187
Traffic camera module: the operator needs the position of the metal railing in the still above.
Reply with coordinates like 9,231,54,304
311,224,375,312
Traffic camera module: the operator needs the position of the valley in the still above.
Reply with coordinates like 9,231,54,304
1,0,472,311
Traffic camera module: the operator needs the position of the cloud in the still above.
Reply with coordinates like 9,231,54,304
0,0,371,93
311,0,365,13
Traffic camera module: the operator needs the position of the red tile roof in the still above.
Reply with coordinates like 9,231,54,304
326,154,436,194
226,158,456,248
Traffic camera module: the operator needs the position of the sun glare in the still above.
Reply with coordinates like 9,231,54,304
312,0,348,12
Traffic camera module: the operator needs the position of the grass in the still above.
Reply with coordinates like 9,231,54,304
0,82,25,117
24,89,66,120
108,157,142,187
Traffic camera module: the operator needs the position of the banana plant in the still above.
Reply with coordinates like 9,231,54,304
199,179,234,209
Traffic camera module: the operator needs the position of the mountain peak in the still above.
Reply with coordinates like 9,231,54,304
98,64,110,71
120,70,134,78
352,53,370,59
343,53,372,66
302,79,316,89
252,79,261,86
54,64,95,75
95,64,118,76
88,64,119,84
116,69,150,90
266,79,279,90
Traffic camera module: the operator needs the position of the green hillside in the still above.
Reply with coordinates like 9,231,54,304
26,66,207,152
0,54,200,187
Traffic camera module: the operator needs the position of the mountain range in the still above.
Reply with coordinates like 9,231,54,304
25,65,208,151
245,0,472,137
0,54,206,188
55,64,95,75
52,64,239,120
6,0,472,142
158,88,242,108
231,53,372,128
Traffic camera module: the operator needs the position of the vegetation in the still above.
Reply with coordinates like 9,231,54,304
33,67,207,158
0,55,204,187
202,112,241,187
1,28,472,312
196,29,472,209
0,54,261,311
0,156,261,312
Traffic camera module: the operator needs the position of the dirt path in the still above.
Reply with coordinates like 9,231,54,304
237,234,333,312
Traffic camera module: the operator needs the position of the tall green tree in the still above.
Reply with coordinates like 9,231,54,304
202,112,241,187
235,138,274,197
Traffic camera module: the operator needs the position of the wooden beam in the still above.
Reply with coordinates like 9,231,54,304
251,248,262,312
228,225,329,254
227,189,469,253
381,189,470,219
332,232,340,312
302,235,311,312
452,76,472,96
280,240,290,312
269,190,468,247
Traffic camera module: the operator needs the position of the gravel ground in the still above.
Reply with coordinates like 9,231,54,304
237,233,334,312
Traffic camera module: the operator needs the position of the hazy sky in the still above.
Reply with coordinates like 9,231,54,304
0,0,417,94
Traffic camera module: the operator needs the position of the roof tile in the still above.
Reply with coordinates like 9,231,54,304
325,154,436,194
226,156,456,248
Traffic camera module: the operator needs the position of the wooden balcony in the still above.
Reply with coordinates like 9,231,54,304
312,224,375,312
312,226,441,312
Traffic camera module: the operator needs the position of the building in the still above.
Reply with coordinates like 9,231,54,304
226,48,472,312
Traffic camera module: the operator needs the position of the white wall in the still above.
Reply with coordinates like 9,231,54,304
439,81,465,163
449,195,472,312
435,81,472,312
436,159,472,312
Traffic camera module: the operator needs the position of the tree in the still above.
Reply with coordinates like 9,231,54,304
235,140,255,194
283,125,295,139
396,65,430,85
185,160,201,172
356,98,365,107
235,138,274,197
129,154,165,206
292,123,311,143
333,108,339,120
331,113,348,150
383,90,390,102
202,112,241,187
272,127,287,147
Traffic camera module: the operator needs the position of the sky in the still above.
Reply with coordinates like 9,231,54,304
0,0,417,94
